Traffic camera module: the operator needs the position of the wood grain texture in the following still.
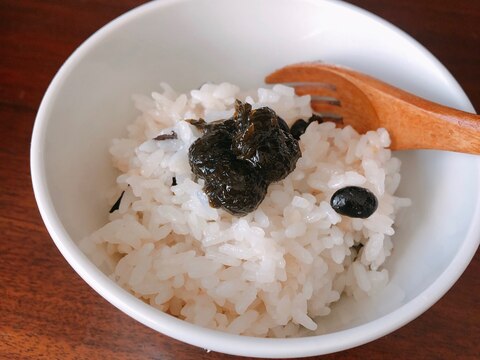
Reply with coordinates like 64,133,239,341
0,0,478,359
266,63,480,152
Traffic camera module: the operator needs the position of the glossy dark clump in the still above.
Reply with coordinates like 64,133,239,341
330,186,378,219
232,105,301,182
290,114,324,140
188,100,301,216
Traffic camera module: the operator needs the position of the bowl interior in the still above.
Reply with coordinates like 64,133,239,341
33,0,479,356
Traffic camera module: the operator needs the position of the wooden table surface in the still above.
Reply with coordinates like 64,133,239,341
1,0,479,359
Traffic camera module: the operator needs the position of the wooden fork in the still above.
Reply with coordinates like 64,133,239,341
265,62,480,153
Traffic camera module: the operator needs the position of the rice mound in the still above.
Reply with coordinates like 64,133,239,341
80,82,410,337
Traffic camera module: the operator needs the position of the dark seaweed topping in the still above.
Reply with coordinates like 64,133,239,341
231,105,301,183
154,131,177,141
188,100,301,216
290,114,324,140
109,191,125,213
186,119,208,131
203,161,268,216
330,186,378,219
277,117,290,133
172,177,177,186
187,118,236,134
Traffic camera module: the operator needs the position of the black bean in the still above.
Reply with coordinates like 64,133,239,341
330,186,378,219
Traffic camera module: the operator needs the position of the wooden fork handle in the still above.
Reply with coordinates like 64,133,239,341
391,95,480,153
331,65,480,153
268,62,480,153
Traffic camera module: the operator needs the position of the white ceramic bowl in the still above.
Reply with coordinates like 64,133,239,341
31,0,480,357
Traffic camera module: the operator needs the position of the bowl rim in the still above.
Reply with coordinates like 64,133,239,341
30,0,480,357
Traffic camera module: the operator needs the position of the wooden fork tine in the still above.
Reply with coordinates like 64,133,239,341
312,112,344,122
293,85,339,103
310,95,341,106
276,81,337,91
266,65,345,121
311,102,343,116
269,81,338,98
266,65,346,109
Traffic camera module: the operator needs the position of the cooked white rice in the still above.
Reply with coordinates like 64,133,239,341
80,82,410,337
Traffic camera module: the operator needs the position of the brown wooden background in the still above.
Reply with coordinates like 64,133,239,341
1,0,479,359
